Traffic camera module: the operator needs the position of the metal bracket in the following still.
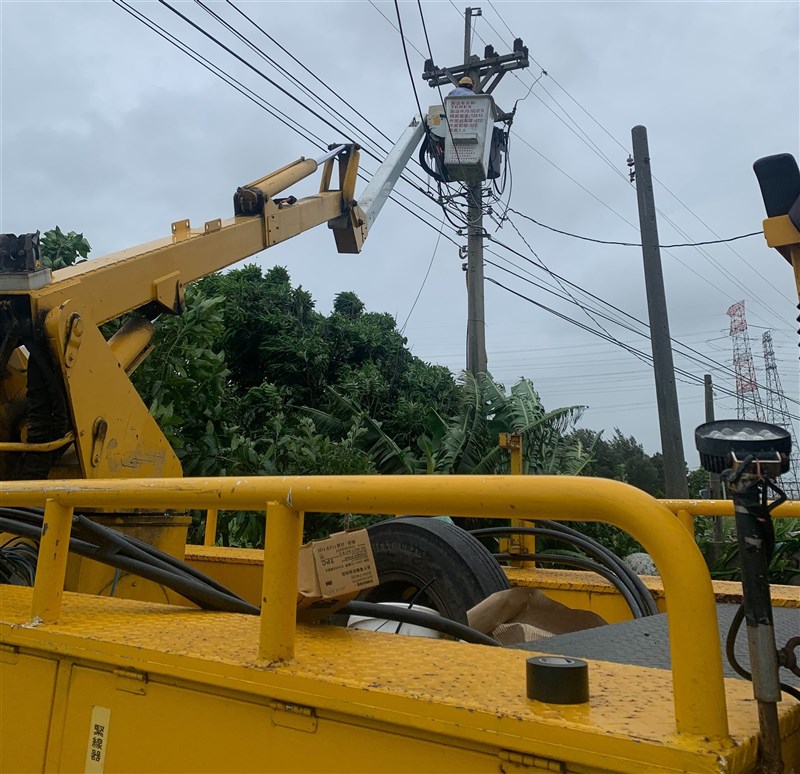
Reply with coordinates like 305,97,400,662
171,219,191,242
114,668,148,695
91,418,108,467
64,313,84,368
268,700,318,733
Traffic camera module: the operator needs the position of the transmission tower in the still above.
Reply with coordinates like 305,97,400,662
726,301,765,421
761,330,800,497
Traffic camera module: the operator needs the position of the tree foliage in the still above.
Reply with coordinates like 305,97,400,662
569,428,665,497
122,265,590,544
40,226,91,269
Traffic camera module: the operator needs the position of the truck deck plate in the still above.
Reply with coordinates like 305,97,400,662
2,585,798,772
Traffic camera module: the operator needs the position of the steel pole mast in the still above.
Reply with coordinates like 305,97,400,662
464,7,487,377
631,125,689,499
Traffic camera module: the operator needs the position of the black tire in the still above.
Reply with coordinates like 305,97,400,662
363,517,510,624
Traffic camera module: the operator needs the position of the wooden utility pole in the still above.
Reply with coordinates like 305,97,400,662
421,8,529,377
631,125,689,498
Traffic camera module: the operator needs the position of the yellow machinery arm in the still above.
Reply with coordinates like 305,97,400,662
0,121,425,481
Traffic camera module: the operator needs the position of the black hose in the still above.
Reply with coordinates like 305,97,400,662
71,514,236,597
725,602,800,700
493,551,644,620
0,515,258,616
1,506,237,597
536,520,660,617
471,526,657,618
340,601,499,647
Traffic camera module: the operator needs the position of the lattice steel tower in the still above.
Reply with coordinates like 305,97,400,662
727,301,765,420
761,330,800,498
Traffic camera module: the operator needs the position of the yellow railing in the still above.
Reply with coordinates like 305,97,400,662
661,499,800,518
1,475,729,740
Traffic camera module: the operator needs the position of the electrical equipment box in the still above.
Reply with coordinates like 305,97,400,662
443,94,497,182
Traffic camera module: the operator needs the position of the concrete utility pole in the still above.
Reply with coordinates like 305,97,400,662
421,8,529,378
631,125,689,499
463,8,486,377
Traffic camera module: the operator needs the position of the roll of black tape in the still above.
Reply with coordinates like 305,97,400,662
526,656,589,704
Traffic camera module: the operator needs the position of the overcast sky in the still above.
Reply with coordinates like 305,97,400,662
1,0,798,469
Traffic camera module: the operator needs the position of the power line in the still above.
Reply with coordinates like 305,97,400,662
393,0,426,124
506,208,762,248
115,0,460,254
400,216,446,334
481,1,793,331
369,0,427,59
484,275,800,421
226,0,395,146
487,231,800,407
112,0,326,149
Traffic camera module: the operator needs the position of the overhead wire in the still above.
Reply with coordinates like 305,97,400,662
393,0,427,124
485,233,800,412
502,214,653,367
121,2,796,415
484,273,800,420
400,216,446,334
122,0,460,233
506,208,762,248
482,1,794,333
225,0,395,145
115,0,464,298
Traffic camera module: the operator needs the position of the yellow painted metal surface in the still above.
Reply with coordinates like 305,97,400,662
30,499,74,623
1,587,798,773
0,647,57,773
260,501,304,661
44,300,183,479
0,474,730,738
661,499,800,519
204,508,218,546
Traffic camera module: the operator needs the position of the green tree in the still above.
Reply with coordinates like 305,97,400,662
306,372,591,477
569,428,665,497
40,226,91,269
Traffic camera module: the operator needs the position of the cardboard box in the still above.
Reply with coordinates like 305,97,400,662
297,529,379,619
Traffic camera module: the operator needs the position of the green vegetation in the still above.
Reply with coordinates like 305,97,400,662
39,227,91,269
45,230,796,580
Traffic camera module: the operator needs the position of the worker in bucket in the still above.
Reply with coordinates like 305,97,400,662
448,76,475,96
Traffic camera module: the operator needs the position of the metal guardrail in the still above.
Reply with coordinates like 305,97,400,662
0,474,729,740
661,499,800,519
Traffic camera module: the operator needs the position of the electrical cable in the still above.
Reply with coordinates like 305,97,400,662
115,0,465,264
491,551,642,620
339,600,499,646
113,0,327,149
400,215,446,334
483,274,800,420
482,3,792,333
471,525,656,618
0,509,258,615
472,0,792,335
486,234,800,412
506,208,762,248
503,215,653,368
226,0,395,145
368,0,427,59
393,0,426,126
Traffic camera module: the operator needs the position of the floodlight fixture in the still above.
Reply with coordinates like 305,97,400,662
694,419,791,475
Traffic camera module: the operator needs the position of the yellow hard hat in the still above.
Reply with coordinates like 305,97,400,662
458,76,474,87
